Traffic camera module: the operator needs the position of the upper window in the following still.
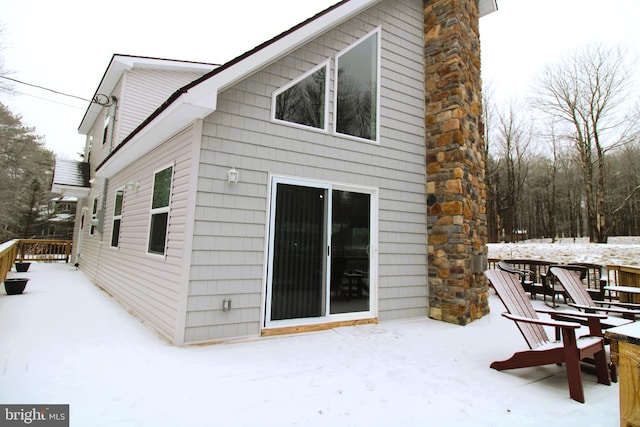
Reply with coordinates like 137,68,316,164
273,61,329,131
148,165,173,255
335,29,380,142
90,197,99,235
110,188,124,248
102,115,111,146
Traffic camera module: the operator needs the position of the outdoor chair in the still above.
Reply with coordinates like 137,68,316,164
549,267,640,322
546,267,640,382
496,261,544,299
539,267,570,308
485,269,611,403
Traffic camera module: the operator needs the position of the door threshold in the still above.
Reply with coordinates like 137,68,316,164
262,318,378,337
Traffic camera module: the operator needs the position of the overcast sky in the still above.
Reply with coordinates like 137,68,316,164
1,0,639,161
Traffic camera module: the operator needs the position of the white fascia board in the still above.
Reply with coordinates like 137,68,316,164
51,184,90,199
122,56,216,73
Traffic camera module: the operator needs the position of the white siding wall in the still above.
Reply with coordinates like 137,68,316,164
79,126,197,343
185,0,427,342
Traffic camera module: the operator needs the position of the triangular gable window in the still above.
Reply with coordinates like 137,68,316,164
272,60,329,131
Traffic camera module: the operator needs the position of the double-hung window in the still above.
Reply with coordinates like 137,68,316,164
148,165,173,255
110,188,124,248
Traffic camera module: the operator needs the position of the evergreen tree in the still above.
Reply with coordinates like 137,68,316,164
0,102,55,240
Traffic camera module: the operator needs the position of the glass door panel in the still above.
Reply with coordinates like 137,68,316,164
330,190,370,314
270,183,328,321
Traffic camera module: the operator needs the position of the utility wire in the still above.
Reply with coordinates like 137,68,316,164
11,89,89,110
0,74,91,103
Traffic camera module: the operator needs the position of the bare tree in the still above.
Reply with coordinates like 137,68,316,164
608,143,640,234
490,102,532,242
482,84,500,242
533,44,640,243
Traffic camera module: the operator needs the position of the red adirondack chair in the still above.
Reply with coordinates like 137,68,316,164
485,269,611,403
549,267,640,322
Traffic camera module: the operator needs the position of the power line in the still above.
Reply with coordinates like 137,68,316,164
0,74,91,103
11,89,88,110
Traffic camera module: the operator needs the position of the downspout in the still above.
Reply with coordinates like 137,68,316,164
107,96,118,153
76,206,88,268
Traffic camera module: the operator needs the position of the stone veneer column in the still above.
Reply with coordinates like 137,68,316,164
424,0,489,325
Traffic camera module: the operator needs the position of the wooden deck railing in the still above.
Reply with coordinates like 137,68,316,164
0,240,19,284
16,239,72,263
0,239,72,283
488,258,609,300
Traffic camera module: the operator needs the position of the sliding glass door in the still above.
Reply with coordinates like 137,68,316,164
266,178,373,325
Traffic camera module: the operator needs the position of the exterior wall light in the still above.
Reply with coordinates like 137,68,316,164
125,181,139,191
227,168,239,183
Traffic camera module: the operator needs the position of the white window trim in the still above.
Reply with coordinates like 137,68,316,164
333,26,382,144
271,59,330,133
110,187,124,249
146,163,174,257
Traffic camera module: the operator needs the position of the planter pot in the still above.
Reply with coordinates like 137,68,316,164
4,278,29,295
15,262,31,272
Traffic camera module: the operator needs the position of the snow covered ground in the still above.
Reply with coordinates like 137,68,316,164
0,260,623,426
488,236,640,267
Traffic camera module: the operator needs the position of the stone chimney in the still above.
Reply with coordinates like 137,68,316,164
424,0,489,325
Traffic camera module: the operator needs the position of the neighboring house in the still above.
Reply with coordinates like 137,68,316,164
52,0,497,345
46,196,78,240
50,159,91,240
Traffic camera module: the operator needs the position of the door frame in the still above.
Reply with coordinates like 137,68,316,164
263,175,378,329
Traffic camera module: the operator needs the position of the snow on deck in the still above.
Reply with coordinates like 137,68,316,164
0,262,618,426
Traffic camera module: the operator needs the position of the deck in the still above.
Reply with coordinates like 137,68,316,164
0,262,619,426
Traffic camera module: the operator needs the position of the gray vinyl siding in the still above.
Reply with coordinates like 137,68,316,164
79,125,196,343
117,69,206,146
185,0,426,342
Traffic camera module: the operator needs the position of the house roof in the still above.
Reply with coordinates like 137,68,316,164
94,0,498,177
51,159,91,198
78,55,219,135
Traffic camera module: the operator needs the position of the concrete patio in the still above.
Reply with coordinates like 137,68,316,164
0,262,618,426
